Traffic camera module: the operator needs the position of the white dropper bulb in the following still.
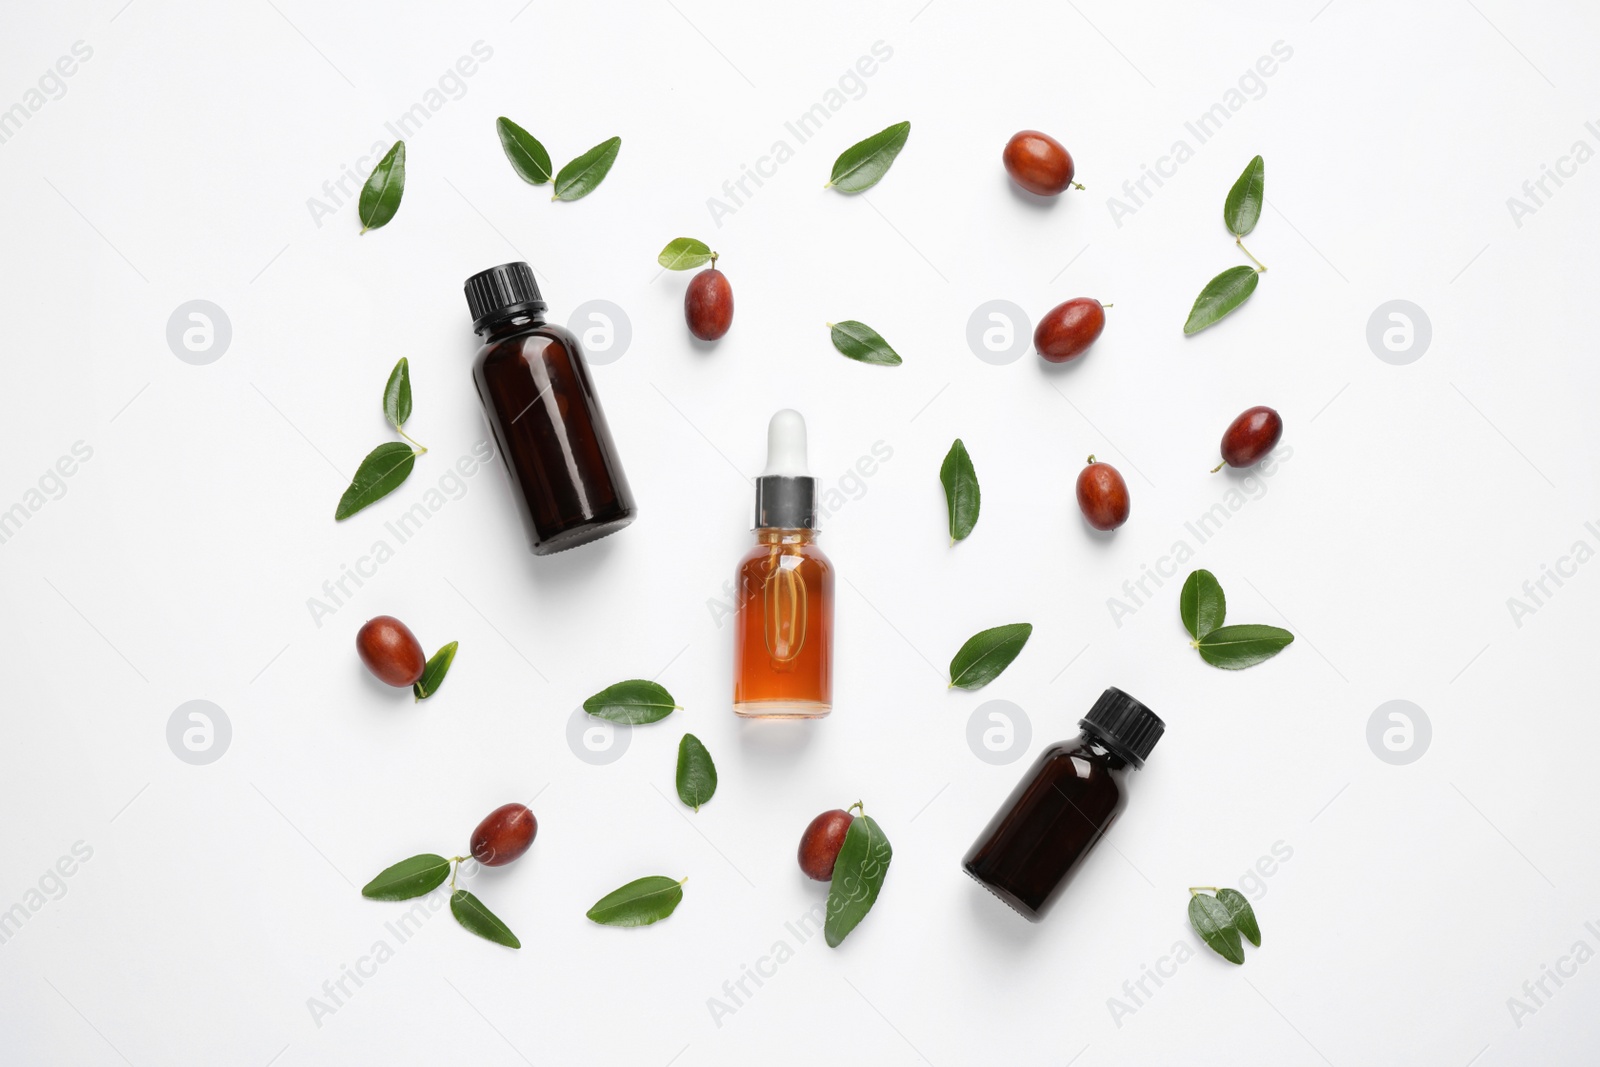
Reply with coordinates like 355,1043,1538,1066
761,409,811,477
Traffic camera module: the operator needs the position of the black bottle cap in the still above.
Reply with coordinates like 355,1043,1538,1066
464,262,546,329
1080,687,1165,766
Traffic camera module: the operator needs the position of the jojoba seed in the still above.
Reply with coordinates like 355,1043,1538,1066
470,803,537,867
356,615,426,687
1076,456,1130,531
1002,130,1078,197
685,267,733,341
1218,406,1284,469
798,808,854,881
1034,298,1105,363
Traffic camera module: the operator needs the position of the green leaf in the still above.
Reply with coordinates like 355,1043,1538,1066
383,357,412,429
335,441,417,520
675,733,717,811
361,854,450,901
1179,569,1226,641
824,814,892,947
949,623,1032,690
413,641,459,701
1188,892,1245,964
1224,155,1265,237
450,889,521,948
940,439,980,543
658,237,714,271
1184,265,1259,335
1196,624,1294,669
586,875,685,927
583,679,679,724
829,321,902,366
553,136,621,201
496,117,552,185
827,121,910,193
358,141,405,232
1216,888,1261,947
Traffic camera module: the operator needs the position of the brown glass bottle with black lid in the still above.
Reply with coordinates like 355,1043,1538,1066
464,262,636,555
964,687,1165,921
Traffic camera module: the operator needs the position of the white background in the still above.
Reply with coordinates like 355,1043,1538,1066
2,0,1598,1064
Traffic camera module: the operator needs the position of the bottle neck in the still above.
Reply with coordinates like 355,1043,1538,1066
753,474,817,531
755,528,817,545
1076,728,1139,771
476,308,547,342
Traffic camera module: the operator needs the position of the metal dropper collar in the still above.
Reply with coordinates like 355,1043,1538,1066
753,409,818,530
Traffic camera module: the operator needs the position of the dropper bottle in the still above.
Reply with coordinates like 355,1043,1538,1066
732,410,834,719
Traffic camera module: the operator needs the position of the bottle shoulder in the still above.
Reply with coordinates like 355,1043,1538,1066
736,536,832,573
1037,735,1132,798
475,322,578,369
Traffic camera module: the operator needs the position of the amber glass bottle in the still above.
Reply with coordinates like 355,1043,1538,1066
964,687,1164,921
733,411,833,719
464,262,636,555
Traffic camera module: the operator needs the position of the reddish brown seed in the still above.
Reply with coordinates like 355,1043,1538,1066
356,615,426,687
1076,456,1130,531
1002,130,1077,197
798,809,855,881
1219,406,1284,469
470,803,537,867
685,267,733,341
1035,298,1105,363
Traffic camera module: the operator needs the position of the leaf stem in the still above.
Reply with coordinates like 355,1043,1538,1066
1188,886,1219,896
709,252,719,268
396,427,429,454
848,800,865,817
1235,238,1267,273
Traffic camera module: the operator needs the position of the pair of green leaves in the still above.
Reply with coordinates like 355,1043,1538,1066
824,808,893,947
829,321,901,366
335,358,428,521
496,118,621,201
820,121,914,360
583,681,714,810
362,854,519,949
827,121,910,193
1187,887,1261,964
949,623,1032,689
1180,569,1293,669
658,237,717,271
587,875,686,927
1184,155,1267,335
359,141,405,232
940,439,980,542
